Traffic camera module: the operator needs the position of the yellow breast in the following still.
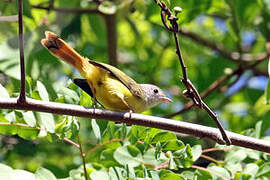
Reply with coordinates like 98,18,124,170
82,64,146,113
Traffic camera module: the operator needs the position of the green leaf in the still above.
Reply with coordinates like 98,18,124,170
0,43,20,79
120,123,127,139
22,111,36,127
17,126,39,140
92,119,101,142
35,167,57,180
173,145,193,168
168,151,176,169
0,163,13,180
268,57,270,77
225,161,242,175
90,169,110,180
80,90,92,107
57,87,80,104
150,170,160,180
98,1,117,15
151,131,177,144
0,124,18,135
162,140,185,151
243,163,259,177
13,170,35,180
225,150,247,163
5,111,16,123
109,167,122,179
125,164,135,178
37,81,49,101
127,144,141,157
255,120,263,138
143,148,167,166
23,0,33,19
207,166,231,180
265,79,270,104
256,162,270,177
114,145,142,167
0,83,9,98
191,145,202,161
37,112,55,133
194,169,212,179
155,142,162,159
159,170,184,180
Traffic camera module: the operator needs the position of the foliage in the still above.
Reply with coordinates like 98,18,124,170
0,0,270,179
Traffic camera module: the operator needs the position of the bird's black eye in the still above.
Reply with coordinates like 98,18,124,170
153,89,159,94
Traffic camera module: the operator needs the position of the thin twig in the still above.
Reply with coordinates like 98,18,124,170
0,98,270,153
85,138,123,156
0,15,18,22
0,122,80,148
18,0,26,102
78,135,88,180
154,1,231,145
201,101,230,144
103,14,118,66
191,165,228,180
31,5,100,14
200,154,223,164
202,147,234,153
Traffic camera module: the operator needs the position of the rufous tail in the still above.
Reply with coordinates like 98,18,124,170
41,31,86,70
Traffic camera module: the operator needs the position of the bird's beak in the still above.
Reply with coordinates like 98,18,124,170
160,96,173,103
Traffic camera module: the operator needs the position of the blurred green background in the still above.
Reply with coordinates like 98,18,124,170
0,0,270,179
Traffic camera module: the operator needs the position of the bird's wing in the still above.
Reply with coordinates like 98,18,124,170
73,78,104,107
88,60,145,99
73,79,93,97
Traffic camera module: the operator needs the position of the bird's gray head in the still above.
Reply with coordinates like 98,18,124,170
140,84,172,109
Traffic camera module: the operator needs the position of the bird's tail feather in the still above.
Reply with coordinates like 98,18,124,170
41,31,85,69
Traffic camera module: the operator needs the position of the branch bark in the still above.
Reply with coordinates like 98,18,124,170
18,0,26,102
0,97,269,153
31,5,100,14
103,14,118,66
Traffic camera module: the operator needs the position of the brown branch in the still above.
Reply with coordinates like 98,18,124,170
0,15,18,22
31,5,100,14
103,14,118,66
18,0,26,102
78,135,88,180
155,1,231,144
0,97,270,153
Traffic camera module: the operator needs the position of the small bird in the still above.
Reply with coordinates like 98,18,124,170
41,31,172,113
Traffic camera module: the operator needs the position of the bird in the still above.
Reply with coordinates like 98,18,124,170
41,31,172,113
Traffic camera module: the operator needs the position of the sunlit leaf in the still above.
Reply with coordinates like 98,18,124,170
0,83,9,98
37,112,55,133
114,145,142,167
90,169,110,180
191,145,202,161
37,81,49,101
35,167,57,180
22,111,36,127
92,119,101,142
208,166,231,180
98,1,117,15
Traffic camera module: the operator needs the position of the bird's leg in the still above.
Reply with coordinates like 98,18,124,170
90,83,97,112
115,93,134,119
